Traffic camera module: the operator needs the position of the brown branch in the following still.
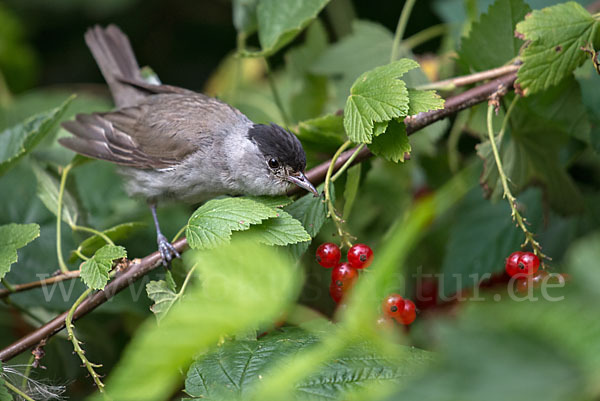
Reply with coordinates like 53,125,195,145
0,238,187,362
0,71,517,363
0,271,80,299
416,64,519,91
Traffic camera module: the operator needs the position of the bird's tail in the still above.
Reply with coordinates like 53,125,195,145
85,25,146,108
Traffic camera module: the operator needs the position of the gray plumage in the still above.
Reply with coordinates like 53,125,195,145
59,25,318,265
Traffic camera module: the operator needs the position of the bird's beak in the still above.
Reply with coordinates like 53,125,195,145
285,172,319,197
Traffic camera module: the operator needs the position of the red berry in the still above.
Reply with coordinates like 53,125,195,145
397,299,416,325
316,243,341,268
382,293,405,319
329,281,344,303
505,251,540,277
519,252,540,275
347,244,374,269
331,263,358,288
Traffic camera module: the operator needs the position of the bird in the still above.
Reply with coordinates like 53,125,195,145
59,25,319,267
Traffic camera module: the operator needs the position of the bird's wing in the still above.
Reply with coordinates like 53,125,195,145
60,93,252,169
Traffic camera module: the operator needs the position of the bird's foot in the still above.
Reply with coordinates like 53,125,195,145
157,233,180,268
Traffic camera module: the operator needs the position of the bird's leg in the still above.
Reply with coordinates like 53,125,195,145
149,203,180,267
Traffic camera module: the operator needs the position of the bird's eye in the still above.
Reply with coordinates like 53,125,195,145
268,158,280,169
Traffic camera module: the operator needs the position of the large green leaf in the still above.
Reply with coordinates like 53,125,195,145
0,223,39,281
0,96,72,176
458,0,530,71
185,197,278,250
369,119,411,163
79,245,126,290
94,240,300,401
184,327,432,401
146,280,178,323
256,0,330,56
244,210,311,246
344,59,418,144
516,2,600,94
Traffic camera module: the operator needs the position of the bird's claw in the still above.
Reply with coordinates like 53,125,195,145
157,234,180,268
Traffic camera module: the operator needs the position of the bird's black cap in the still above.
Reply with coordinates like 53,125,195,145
248,123,306,171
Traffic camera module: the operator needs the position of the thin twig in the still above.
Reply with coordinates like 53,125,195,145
324,141,353,248
264,58,290,127
65,288,105,391
0,271,81,299
4,380,35,401
485,103,546,261
331,144,365,182
71,225,114,246
416,64,519,91
390,0,417,62
56,164,73,273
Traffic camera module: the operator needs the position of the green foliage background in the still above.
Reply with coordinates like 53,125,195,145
0,0,599,400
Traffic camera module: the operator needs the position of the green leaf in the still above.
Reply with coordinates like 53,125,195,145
256,0,330,56
233,0,258,36
408,89,446,115
31,162,79,227
285,184,329,257
146,280,178,323
342,164,361,220
184,327,433,401
185,197,278,250
95,240,300,401
244,210,311,246
247,196,293,208
440,188,541,297
69,222,145,262
458,0,530,71
516,2,599,94
80,244,126,290
368,119,411,163
0,95,72,176
296,113,346,154
344,59,419,144
0,223,39,281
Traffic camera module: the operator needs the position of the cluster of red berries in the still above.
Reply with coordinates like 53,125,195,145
316,243,417,325
316,243,373,303
381,293,416,325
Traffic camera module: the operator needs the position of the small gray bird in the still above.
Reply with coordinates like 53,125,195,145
60,25,318,266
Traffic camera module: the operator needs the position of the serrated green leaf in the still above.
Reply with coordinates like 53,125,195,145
244,210,311,246
95,244,127,261
80,244,126,290
185,327,433,401
69,222,145,262
256,0,330,56
31,162,79,227
95,240,300,401
0,96,72,176
344,59,419,143
0,223,39,281
146,280,178,323
185,198,278,250
247,196,293,208
408,89,445,115
368,119,411,163
516,2,599,94
459,0,530,71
